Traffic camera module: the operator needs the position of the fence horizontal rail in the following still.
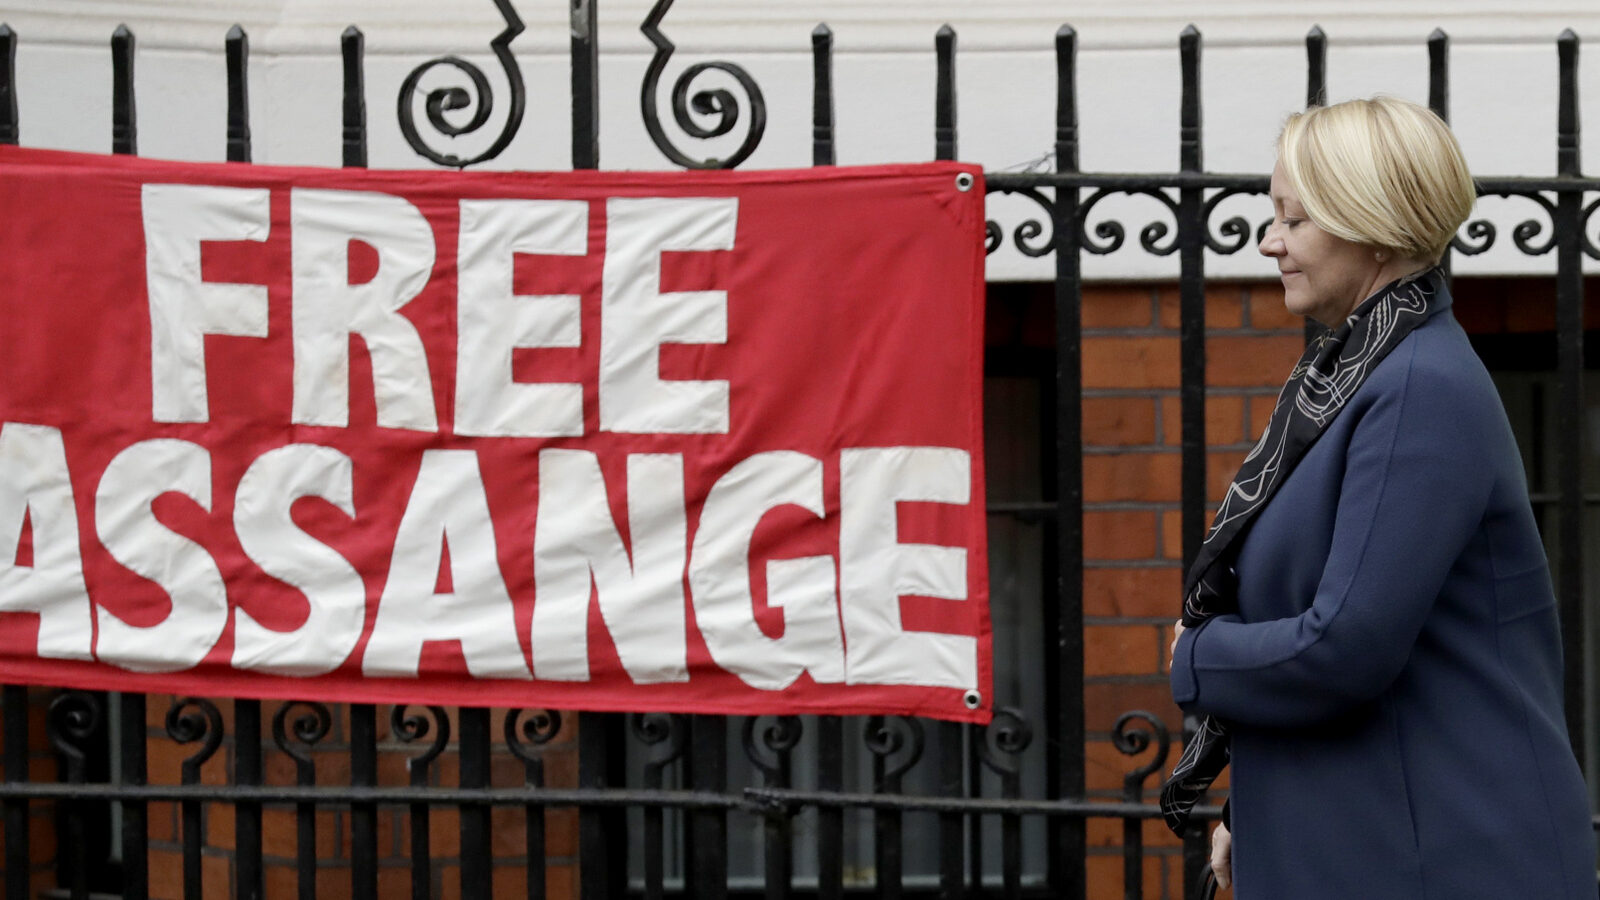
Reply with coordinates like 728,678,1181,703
0,779,1220,819
988,172,1600,194
19,775,1597,827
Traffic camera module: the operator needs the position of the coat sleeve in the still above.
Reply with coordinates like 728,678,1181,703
1170,341,1497,728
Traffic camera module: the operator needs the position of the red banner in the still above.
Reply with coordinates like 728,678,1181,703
0,146,990,722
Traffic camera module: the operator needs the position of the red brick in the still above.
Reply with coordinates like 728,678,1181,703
203,853,231,899
1160,510,1183,561
488,805,534,857
545,807,579,857
434,753,461,786
1085,625,1162,677
1083,453,1180,503
1087,849,1173,900
1087,815,1186,851
1083,337,1179,389
265,864,354,900
1083,397,1157,447
1160,395,1183,446
1208,450,1249,504
1159,284,1245,330
26,752,56,782
1087,816,1121,847
1206,395,1246,444
257,807,340,859
147,694,177,729
1247,282,1301,330
147,801,178,843
1083,682,1181,737
543,745,579,788
1083,511,1158,560
1083,284,1156,329
1084,566,1182,619
315,750,353,785
264,748,346,789
1159,394,1248,446
148,849,183,900
1205,335,1304,387
428,806,462,857
549,862,580,900
207,802,234,850
28,805,55,861
1248,394,1278,436
496,864,530,896
377,752,415,787
377,867,414,898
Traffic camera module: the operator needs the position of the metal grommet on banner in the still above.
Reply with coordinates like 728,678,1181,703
963,689,982,709
954,172,975,192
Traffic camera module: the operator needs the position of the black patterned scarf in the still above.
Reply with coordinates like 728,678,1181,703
1158,267,1443,835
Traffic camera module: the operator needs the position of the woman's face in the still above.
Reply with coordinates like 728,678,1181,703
1258,162,1387,327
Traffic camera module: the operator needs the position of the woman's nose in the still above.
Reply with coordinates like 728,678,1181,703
1258,227,1283,258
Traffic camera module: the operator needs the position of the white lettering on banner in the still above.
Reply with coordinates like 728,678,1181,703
364,450,530,679
689,451,844,690
531,450,689,683
93,440,228,673
0,424,93,661
839,447,976,689
232,444,365,676
142,184,270,424
599,197,734,434
455,199,589,437
290,189,438,432
0,429,977,688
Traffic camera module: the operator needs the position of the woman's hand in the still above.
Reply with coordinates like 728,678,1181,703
1211,821,1233,890
1170,619,1187,660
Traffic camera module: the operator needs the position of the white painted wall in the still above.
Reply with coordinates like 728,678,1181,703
3,0,1599,279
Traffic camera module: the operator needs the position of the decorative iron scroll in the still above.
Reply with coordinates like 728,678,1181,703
640,0,767,169
391,704,451,772
977,706,1033,778
984,185,1057,257
1450,192,1560,257
1201,189,1260,255
863,714,925,782
505,708,564,762
1112,710,1171,795
632,712,689,770
272,701,332,764
165,697,225,773
742,715,802,779
46,691,101,767
397,0,526,168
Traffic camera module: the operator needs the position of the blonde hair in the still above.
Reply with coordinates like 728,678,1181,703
1278,96,1475,262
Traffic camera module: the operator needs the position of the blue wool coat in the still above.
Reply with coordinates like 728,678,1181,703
1170,291,1597,899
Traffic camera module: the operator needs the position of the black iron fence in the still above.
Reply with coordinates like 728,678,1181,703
0,1,1595,898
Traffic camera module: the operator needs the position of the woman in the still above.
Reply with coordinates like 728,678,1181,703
1165,96,1597,898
